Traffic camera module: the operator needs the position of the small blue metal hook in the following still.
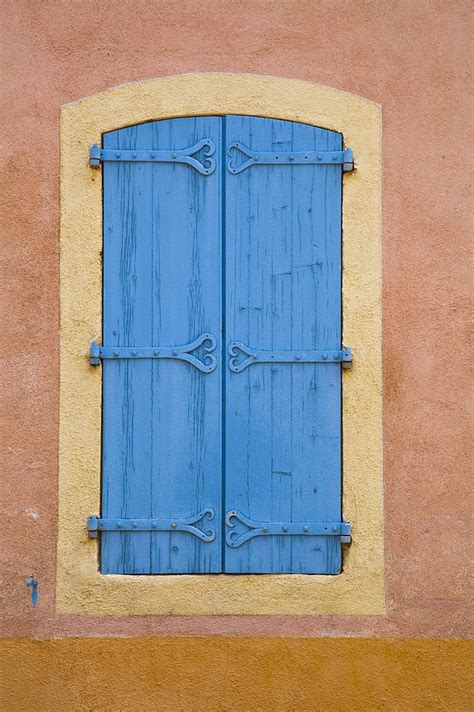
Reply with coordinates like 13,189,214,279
26,577,38,608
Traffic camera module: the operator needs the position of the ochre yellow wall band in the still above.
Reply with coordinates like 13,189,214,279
4,638,471,712
58,73,383,615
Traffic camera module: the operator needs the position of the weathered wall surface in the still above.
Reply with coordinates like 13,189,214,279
1,0,472,709
2,638,472,712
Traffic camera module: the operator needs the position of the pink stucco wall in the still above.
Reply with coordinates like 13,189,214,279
1,0,471,640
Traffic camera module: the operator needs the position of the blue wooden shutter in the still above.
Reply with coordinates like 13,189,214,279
97,115,347,575
224,116,344,573
100,117,222,573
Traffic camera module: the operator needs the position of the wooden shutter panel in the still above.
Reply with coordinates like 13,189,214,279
100,117,223,574
96,115,349,575
224,116,344,573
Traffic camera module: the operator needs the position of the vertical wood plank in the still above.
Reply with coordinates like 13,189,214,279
101,122,154,574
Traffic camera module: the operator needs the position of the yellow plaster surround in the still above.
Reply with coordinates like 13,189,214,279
58,73,383,615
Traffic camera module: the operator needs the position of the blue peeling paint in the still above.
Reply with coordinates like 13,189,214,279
97,116,348,574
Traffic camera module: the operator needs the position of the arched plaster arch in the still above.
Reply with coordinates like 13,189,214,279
58,73,383,615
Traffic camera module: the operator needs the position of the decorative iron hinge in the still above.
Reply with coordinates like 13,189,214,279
227,143,354,174
87,507,216,542
228,341,352,373
89,138,217,175
90,333,218,373
226,510,352,548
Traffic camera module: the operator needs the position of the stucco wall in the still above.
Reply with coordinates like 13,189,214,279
2,638,472,711
1,0,472,709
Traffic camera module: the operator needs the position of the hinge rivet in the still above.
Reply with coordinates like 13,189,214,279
295,354,301,360
171,522,177,528
113,351,119,357
263,526,268,533
132,521,138,528
332,526,337,532
283,526,289,532
115,152,121,158
131,350,137,357
154,350,160,356
317,154,322,161
303,526,309,533
173,350,178,356
172,152,177,159
322,353,328,360
151,153,156,158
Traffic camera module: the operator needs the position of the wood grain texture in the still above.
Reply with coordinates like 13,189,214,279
102,117,222,573
225,116,342,573
101,115,343,574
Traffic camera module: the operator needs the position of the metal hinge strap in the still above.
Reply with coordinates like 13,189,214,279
87,507,216,542
227,143,354,174
90,333,217,373
226,510,352,548
228,341,352,373
89,138,217,175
